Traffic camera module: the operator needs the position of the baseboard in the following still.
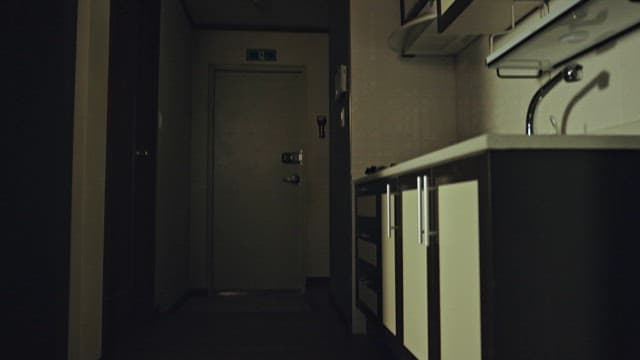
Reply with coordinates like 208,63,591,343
306,276,330,288
156,288,209,315
329,289,351,333
188,288,209,297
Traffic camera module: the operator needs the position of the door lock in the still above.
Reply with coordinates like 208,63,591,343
281,150,303,165
282,174,301,185
316,116,327,139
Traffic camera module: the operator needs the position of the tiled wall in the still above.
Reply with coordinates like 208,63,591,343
349,0,458,178
456,7,640,138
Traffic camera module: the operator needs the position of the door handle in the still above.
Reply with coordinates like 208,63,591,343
423,175,429,247
387,184,392,239
417,177,422,245
282,174,300,185
135,149,151,158
417,176,430,247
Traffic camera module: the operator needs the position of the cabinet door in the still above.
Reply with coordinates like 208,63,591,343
355,192,380,316
381,184,396,335
402,184,429,360
438,180,481,360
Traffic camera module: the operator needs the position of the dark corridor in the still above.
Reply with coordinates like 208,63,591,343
111,280,389,359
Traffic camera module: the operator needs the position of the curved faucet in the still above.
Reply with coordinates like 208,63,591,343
526,64,583,136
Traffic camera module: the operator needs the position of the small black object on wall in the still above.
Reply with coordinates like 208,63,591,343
316,115,327,139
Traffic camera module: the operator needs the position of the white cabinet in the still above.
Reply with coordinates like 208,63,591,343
355,145,640,360
402,185,429,360
381,185,397,335
438,180,482,360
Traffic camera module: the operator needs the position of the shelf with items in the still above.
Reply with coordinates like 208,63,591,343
389,12,478,56
486,0,640,75
389,0,541,57
437,0,543,34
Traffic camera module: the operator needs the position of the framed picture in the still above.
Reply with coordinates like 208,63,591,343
400,0,434,25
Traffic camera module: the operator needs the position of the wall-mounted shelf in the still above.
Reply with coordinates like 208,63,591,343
487,0,640,72
389,0,541,57
438,0,543,34
389,13,478,56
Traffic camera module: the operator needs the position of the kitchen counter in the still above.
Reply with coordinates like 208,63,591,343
355,134,640,183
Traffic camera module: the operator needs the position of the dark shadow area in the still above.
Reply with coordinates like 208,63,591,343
561,71,610,134
111,279,390,359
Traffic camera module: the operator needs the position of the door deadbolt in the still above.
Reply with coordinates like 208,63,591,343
282,174,301,185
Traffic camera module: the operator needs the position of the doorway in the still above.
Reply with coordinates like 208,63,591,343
102,0,159,356
208,66,307,293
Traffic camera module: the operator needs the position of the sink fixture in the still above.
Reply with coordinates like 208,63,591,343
526,63,583,136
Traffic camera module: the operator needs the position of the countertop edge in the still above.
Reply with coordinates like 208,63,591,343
354,134,640,183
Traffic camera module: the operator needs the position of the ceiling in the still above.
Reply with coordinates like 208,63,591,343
182,0,329,31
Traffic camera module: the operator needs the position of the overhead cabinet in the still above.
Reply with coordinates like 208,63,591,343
486,0,640,72
390,0,541,56
437,0,541,34
388,13,478,56
354,134,640,360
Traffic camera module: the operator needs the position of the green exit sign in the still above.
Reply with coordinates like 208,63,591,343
246,48,277,62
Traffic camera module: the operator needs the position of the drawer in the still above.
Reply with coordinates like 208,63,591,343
358,280,379,316
356,195,377,217
357,238,377,266
356,217,379,243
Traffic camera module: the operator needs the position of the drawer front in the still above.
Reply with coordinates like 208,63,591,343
358,280,379,316
356,194,377,217
438,180,481,360
356,217,379,243
357,239,378,266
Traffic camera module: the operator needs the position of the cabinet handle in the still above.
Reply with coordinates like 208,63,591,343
423,176,429,247
417,177,422,245
386,184,392,239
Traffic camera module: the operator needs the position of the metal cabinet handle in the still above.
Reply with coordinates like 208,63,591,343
417,177,422,245
386,184,391,239
423,176,429,247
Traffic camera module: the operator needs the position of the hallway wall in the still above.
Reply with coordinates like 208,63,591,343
155,0,193,311
5,0,79,358
190,31,330,289
68,0,110,358
328,0,354,335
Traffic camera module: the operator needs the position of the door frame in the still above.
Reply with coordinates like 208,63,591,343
205,64,309,294
102,0,159,355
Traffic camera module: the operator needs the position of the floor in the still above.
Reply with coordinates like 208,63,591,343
112,280,391,359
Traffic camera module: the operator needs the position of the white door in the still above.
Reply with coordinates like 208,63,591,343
211,67,306,292
438,180,482,360
402,185,429,360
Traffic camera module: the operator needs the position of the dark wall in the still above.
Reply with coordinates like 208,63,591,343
184,0,329,31
2,1,78,358
102,0,159,356
328,0,352,329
